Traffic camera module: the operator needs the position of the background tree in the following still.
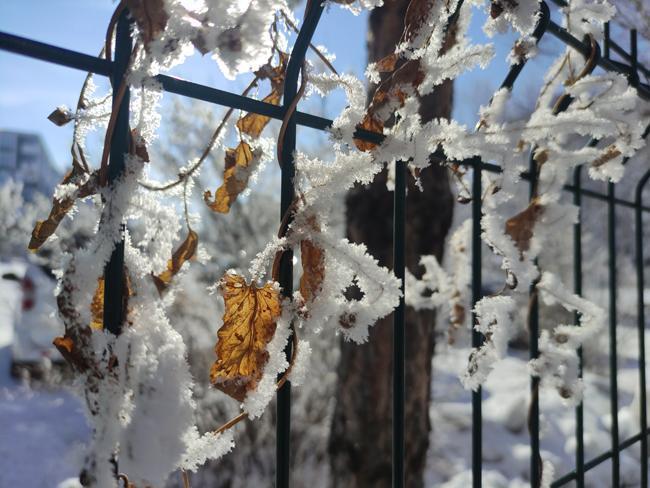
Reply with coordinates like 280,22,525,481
328,1,456,486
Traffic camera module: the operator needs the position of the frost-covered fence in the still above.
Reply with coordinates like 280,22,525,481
0,0,649,486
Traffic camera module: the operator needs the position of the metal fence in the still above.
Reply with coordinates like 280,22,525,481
0,0,649,486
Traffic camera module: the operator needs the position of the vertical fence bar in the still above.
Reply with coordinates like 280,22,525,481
471,159,483,488
636,170,649,488
529,151,542,488
393,160,406,488
631,28,649,488
103,8,131,336
607,179,620,486
276,4,324,486
573,166,585,487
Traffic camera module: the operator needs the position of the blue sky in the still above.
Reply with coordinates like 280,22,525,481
0,1,566,172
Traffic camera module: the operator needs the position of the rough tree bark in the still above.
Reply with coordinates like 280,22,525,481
327,2,455,487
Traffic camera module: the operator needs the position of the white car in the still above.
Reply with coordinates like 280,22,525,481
0,260,64,377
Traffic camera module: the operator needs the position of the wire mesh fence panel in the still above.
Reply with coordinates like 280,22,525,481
0,0,648,486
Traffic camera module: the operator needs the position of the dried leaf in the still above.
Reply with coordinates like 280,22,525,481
53,335,90,372
48,106,73,126
375,53,398,73
125,0,168,47
129,129,150,162
355,59,423,151
204,141,257,213
210,273,282,402
505,200,544,254
29,169,98,251
153,229,199,293
354,114,384,152
299,239,325,303
89,273,133,330
236,91,281,138
90,278,105,330
591,145,621,168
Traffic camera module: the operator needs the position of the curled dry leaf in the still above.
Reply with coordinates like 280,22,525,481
129,128,150,162
53,335,90,373
47,106,73,126
205,55,287,214
29,169,98,251
210,273,282,402
504,199,544,254
204,142,258,213
374,53,398,73
236,91,281,138
152,229,199,293
299,239,325,304
90,272,134,330
90,277,105,330
591,144,621,168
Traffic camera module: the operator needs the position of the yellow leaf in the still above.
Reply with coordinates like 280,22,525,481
153,230,199,293
236,91,281,138
210,273,282,402
204,141,256,214
90,277,105,330
89,272,133,330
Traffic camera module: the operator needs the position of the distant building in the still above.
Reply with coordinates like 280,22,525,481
0,131,60,201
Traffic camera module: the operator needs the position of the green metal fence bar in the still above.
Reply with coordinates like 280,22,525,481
573,164,585,488
528,150,542,488
103,8,131,337
471,158,484,488
393,159,407,488
635,169,649,488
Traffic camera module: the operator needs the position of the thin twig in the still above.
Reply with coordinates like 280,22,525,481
280,10,338,75
139,76,261,192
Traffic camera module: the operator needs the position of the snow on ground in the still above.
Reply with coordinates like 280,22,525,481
426,329,649,487
0,268,645,487
0,276,90,487
0,380,90,487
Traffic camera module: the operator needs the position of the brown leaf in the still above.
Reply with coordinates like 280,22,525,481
53,335,90,373
236,91,281,138
210,273,282,402
48,106,73,126
591,145,621,168
354,59,423,151
299,239,325,304
254,52,289,90
204,141,257,213
353,114,384,152
129,129,150,162
152,229,199,293
505,200,544,254
375,53,398,73
29,169,98,251
125,0,168,48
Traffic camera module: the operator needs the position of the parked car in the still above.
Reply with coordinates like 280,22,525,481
0,260,64,378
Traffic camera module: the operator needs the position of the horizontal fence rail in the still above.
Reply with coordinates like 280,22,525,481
1,1,648,486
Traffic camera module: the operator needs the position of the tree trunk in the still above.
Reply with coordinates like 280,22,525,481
328,2,455,487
